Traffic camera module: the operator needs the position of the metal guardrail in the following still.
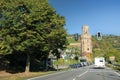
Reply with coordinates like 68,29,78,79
113,64,120,67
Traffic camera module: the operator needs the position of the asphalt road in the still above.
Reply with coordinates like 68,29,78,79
28,66,120,80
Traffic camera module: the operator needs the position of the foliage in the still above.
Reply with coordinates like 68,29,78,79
67,34,80,43
53,58,79,66
0,0,67,72
74,56,79,61
67,34,120,63
92,35,120,63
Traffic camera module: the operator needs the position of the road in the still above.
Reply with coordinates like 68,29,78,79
28,66,120,80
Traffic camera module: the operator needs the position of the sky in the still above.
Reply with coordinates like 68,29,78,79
48,0,120,35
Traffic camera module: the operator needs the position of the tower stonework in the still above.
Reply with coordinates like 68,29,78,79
81,25,92,57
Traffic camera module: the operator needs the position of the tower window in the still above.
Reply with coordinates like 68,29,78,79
87,48,89,51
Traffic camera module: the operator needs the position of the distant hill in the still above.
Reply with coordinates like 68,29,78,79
67,34,120,63
67,34,81,43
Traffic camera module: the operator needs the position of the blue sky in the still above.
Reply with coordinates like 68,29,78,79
48,0,120,35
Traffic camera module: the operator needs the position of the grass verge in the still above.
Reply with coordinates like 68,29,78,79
0,68,70,80
0,71,55,80
106,64,120,73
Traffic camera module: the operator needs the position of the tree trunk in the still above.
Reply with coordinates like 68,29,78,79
25,53,30,73
45,57,48,71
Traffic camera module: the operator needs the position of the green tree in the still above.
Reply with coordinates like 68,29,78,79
0,0,67,72
92,35,120,64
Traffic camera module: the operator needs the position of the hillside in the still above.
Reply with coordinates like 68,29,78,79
67,34,120,63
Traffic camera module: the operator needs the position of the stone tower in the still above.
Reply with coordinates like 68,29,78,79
81,25,92,56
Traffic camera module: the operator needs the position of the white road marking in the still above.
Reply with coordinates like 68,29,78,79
89,71,113,72
73,78,76,80
78,70,88,77
89,69,120,76
114,71,120,76
73,70,88,80
27,70,70,80
28,68,83,80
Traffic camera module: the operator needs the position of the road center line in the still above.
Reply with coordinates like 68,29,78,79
73,70,88,80
78,70,88,77
89,71,112,72
73,78,75,80
114,71,120,76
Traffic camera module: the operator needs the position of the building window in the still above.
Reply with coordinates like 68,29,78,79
87,48,89,51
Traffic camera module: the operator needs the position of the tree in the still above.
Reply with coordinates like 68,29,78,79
0,0,67,72
92,35,120,64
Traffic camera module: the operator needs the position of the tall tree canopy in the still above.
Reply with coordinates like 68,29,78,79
0,0,67,72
